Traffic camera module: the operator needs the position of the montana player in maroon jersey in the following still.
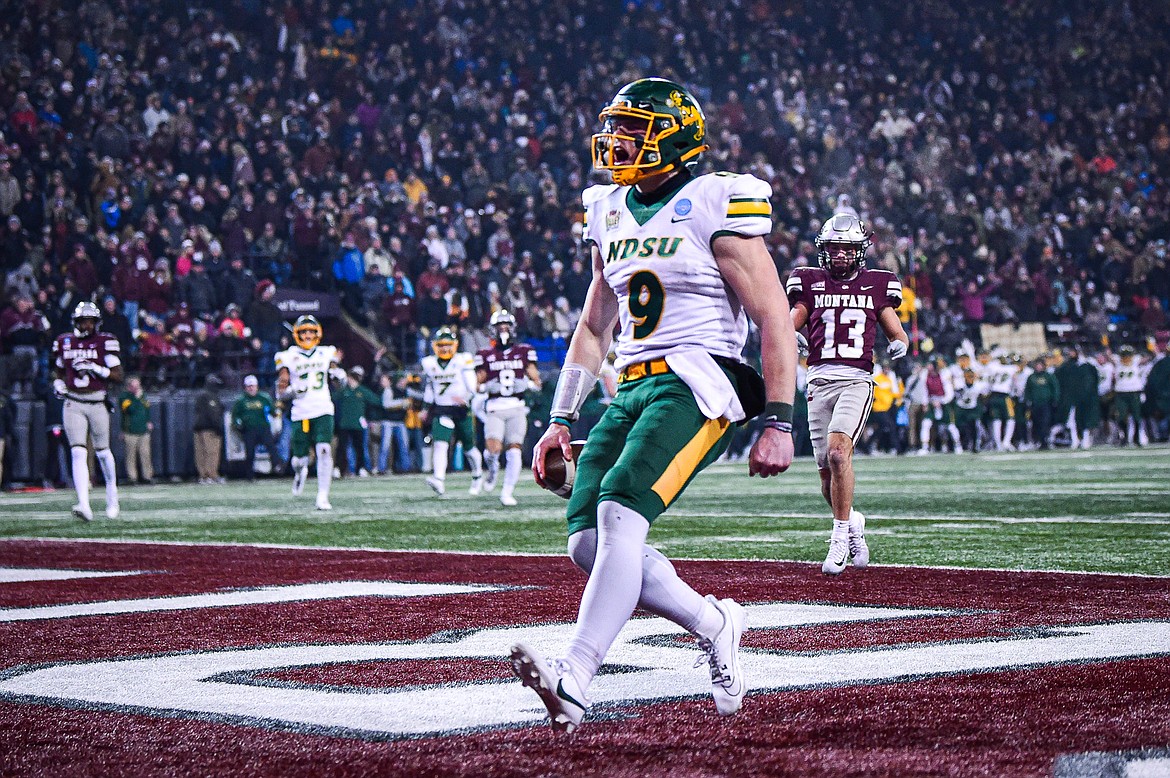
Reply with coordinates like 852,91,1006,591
474,309,542,506
52,301,125,522
786,214,909,575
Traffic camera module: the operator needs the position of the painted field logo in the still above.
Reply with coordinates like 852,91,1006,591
3,598,1170,738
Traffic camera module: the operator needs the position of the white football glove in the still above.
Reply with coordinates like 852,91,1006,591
329,367,347,382
795,331,809,358
482,378,502,395
74,361,111,378
53,378,68,399
887,341,908,361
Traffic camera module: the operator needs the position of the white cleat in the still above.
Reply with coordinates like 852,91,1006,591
822,535,849,575
71,504,94,522
292,466,308,496
695,596,747,716
848,509,869,569
482,469,497,493
105,500,120,520
315,497,333,511
468,476,484,496
426,476,446,496
499,488,517,507
509,642,589,733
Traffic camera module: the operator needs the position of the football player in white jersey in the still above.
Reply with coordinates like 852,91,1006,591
983,352,1017,450
275,315,343,510
509,78,797,732
419,327,483,496
1113,345,1149,445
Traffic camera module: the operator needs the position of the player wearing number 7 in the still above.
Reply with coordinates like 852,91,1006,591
786,213,909,575
512,78,798,732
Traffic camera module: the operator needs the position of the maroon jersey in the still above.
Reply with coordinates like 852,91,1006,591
52,331,121,399
786,267,902,374
474,343,538,407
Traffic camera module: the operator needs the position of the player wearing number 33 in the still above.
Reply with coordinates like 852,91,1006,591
275,315,343,511
511,78,798,732
786,213,909,575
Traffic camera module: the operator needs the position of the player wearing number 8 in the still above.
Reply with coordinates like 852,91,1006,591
786,212,909,575
517,78,799,731
474,310,541,506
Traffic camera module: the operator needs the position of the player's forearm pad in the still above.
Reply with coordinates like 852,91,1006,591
550,363,597,422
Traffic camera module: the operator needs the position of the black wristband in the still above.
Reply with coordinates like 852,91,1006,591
762,401,794,424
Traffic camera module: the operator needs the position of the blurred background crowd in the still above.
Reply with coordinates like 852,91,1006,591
0,0,1168,482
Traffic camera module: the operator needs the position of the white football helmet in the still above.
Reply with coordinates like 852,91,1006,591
814,213,871,280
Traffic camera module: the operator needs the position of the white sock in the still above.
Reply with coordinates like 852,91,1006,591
991,419,1003,449
563,501,649,690
95,449,118,504
465,447,483,478
71,446,90,508
503,447,522,492
292,456,309,474
1003,419,1016,447
1127,418,1136,444
920,419,932,447
485,450,500,478
432,441,449,480
567,529,722,639
315,443,332,499
831,518,850,541
947,424,962,450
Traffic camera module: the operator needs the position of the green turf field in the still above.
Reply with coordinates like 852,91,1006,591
3,445,1168,576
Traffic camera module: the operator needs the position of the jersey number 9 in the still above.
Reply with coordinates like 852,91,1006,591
628,270,665,340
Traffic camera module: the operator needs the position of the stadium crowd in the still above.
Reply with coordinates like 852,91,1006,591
0,0,1169,484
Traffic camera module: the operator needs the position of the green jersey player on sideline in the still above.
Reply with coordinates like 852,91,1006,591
509,78,798,732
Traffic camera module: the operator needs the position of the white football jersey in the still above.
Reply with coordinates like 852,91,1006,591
275,345,338,421
1113,358,1147,393
582,172,772,370
421,352,477,408
986,361,1014,394
1096,359,1116,395
1010,366,1032,398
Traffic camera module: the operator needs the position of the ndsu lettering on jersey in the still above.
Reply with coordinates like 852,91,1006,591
604,237,685,266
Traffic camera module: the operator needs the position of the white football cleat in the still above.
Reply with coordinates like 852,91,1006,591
848,509,869,569
292,466,308,496
105,499,120,520
426,476,445,496
71,503,94,522
468,476,483,496
315,497,333,511
695,596,747,716
499,488,517,507
509,642,589,733
822,535,849,575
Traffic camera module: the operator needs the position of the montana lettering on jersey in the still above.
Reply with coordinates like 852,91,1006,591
788,267,902,374
52,331,121,396
475,344,537,402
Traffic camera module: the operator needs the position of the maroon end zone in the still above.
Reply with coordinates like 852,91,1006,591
1,539,1169,777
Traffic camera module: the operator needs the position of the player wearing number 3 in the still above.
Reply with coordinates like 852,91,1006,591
511,78,798,732
786,213,909,575
275,315,343,511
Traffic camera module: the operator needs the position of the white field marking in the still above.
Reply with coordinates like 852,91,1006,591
1126,758,1170,778
5,537,1169,578
0,567,145,584
4,606,1170,739
0,581,509,623
670,511,1170,524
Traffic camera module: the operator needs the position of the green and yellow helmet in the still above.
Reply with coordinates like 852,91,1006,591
432,326,458,360
292,315,322,350
591,78,708,186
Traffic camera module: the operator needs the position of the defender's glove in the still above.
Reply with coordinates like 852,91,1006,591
887,341,908,361
53,378,68,399
74,361,111,378
482,378,502,395
795,331,809,358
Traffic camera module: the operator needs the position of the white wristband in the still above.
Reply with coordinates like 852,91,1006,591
550,363,597,422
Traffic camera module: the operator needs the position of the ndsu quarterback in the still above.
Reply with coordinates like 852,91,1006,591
275,315,345,511
52,300,124,522
513,78,798,733
474,309,541,506
786,213,908,575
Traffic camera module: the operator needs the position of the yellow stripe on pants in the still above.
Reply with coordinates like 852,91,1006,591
651,417,730,506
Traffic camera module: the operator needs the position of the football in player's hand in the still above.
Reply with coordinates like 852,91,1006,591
542,440,585,499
